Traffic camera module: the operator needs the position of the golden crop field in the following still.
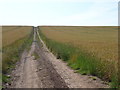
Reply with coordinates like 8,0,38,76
40,26,118,62
2,26,32,47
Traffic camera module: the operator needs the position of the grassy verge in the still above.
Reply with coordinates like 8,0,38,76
2,30,33,84
38,29,119,88
0,74,1,89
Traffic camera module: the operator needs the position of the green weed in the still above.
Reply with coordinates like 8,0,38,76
32,52,40,60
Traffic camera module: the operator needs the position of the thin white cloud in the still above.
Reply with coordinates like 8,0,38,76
55,2,118,26
0,0,119,3
0,0,118,26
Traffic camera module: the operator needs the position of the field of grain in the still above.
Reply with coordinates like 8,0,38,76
40,26,118,62
3,26,32,47
39,26,119,87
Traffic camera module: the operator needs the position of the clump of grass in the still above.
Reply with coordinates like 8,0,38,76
32,51,40,60
38,28,119,88
2,74,10,83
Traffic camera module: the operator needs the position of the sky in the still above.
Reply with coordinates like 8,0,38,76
0,0,119,26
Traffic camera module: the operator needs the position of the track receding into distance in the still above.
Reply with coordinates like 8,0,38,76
8,27,109,88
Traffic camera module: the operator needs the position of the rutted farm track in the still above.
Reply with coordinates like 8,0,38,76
8,27,109,88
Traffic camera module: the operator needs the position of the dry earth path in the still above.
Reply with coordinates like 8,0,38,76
8,27,109,88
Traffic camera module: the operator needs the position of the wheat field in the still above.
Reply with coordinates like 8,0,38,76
40,26,118,63
2,26,32,47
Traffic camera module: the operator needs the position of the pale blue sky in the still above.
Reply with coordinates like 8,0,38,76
0,0,118,26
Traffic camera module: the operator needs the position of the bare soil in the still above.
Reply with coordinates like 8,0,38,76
7,27,109,88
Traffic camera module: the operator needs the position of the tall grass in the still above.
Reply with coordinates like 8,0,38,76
38,28,119,88
2,30,33,83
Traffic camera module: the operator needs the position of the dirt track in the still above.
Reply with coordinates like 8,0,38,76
8,27,109,88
